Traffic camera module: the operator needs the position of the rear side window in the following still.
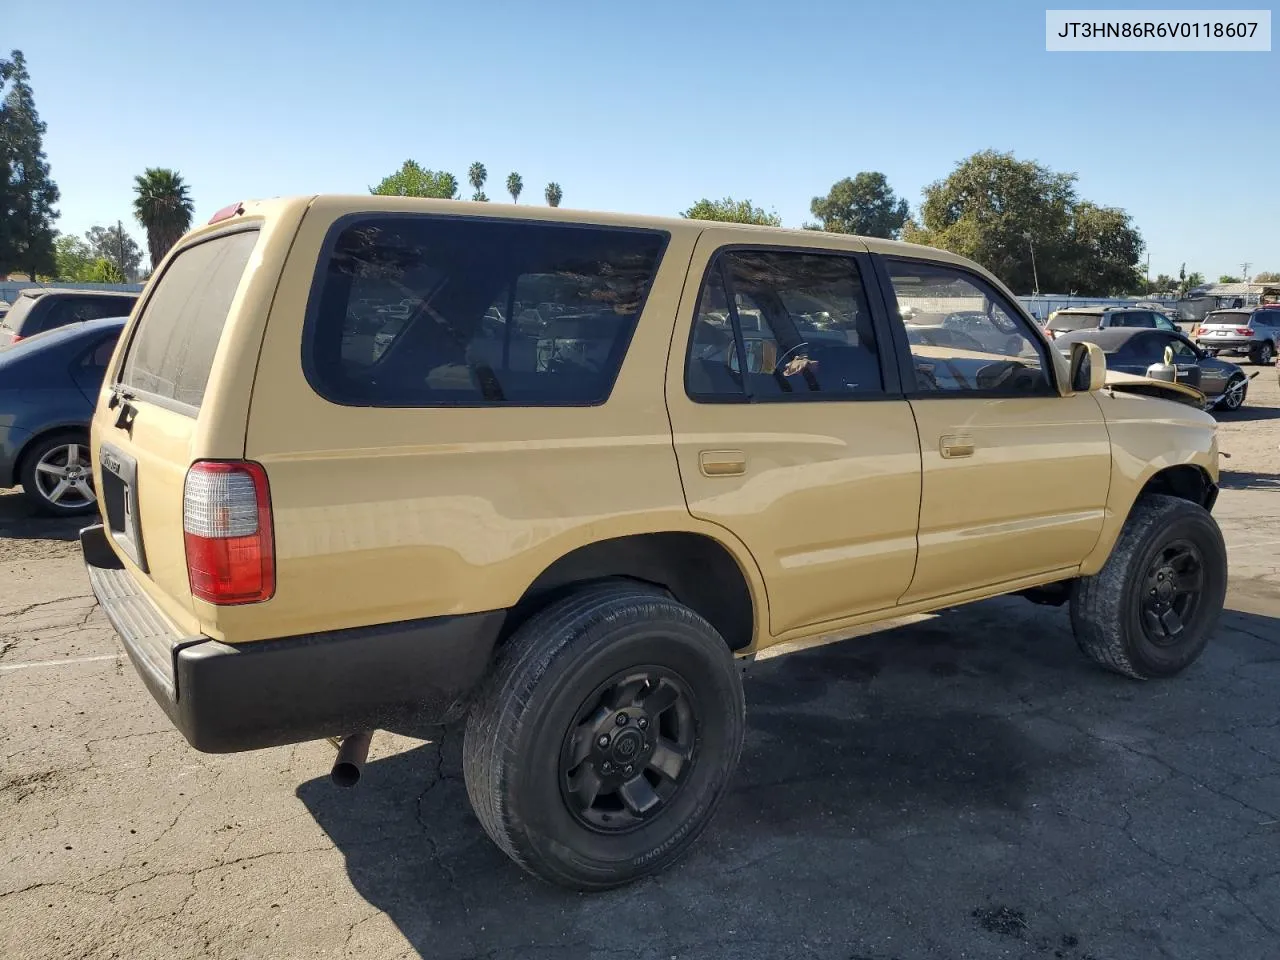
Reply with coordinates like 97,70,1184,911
119,230,259,410
306,216,667,406
1110,312,1155,328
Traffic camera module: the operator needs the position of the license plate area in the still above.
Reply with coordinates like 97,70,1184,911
99,443,148,573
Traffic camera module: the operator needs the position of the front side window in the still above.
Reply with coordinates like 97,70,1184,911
1111,312,1156,329
886,259,1052,395
307,216,667,406
685,249,883,401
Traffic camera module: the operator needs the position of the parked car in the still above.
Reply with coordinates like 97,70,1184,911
0,288,137,344
0,316,126,515
1193,305,1280,364
81,197,1226,891
1053,327,1250,412
1043,306,1181,340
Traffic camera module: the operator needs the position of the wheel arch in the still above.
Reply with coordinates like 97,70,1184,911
1080,462,1218,576
502,531,763,653
12,422,92,487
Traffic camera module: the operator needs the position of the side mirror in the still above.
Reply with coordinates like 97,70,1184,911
1069,341,1106,393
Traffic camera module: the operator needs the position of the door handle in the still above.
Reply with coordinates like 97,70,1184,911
939,434,975,459
699,450,747,477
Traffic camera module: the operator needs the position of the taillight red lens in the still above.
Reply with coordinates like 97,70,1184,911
183,461,275,604
1236,328,1254,336
8,332,23,344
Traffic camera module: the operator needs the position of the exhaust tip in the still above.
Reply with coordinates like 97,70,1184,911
329,731,374,788
331,761,362,788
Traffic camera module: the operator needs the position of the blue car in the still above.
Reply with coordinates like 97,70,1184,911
0,316,126,515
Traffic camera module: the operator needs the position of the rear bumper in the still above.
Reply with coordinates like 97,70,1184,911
1195,337,1254,351
80,524,504,753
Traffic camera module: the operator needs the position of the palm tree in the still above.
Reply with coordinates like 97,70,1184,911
545,182,563,207
133,168,194,268
506,172,523,204
468,162,488,201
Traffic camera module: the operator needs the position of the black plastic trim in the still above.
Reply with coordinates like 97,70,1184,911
80,524,505,753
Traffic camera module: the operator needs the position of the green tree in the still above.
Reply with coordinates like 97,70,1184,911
85,223,143,281
1253,271,1280,283
468,161,488,201
808,172,908,238
54,233,93,280
1151,274,1176,293
370,160,458,199
133,167,194,269
904,150,1144,296
681,197,781,226
0,50,59,279
1067,201,1146,296
85,257,125,283
544,182,563,207
1185,272,1204,289
1218,274,1241,284
506,171,523,204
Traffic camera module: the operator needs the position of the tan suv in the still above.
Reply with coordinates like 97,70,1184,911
81,196,1227,890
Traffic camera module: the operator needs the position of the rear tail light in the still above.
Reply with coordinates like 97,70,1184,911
1236,328,1254,336
7,332,22,344
183,461,275,604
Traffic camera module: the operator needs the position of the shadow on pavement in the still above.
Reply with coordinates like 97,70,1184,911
0,490,91,542
1219,469,1280,491
298,595,1280,960
1218,403,1280,423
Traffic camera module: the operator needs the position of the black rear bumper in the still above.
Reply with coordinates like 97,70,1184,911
80,524,504,753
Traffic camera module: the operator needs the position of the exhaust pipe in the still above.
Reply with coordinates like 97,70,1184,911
329,731,374,787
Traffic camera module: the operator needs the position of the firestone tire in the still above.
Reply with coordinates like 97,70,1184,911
1070,495,1227,679
462,581,746,890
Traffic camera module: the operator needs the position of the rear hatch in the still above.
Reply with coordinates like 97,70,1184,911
90,201,310,639
1195,311,1254,341
0,293,41,343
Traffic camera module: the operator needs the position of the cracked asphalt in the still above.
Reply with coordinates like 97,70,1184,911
3,377,1280,960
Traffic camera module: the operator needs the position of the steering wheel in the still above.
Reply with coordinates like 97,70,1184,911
976,360,1039,392
772,341,811,375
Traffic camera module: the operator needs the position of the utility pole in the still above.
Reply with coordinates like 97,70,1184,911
1146,254,1151,292
1024,231,1039,296
117,220,127,281
1241,262,1251,283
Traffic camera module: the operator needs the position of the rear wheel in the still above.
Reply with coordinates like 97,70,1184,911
1250,341,1274,365
463,582,746,890
19,432,97,517
1070,495,1226,679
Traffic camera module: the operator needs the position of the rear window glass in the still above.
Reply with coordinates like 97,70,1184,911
1047,311,1102,331
306,216,668,406
119,230,259,409
0,295,38,333
1204,312,1250,325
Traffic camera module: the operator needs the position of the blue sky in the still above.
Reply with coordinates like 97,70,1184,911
9,0,1277,281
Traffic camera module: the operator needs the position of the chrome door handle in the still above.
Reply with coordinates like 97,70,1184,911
699,450,746,477
940,435,975,459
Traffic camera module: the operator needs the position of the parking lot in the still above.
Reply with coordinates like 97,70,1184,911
2,378,1279,960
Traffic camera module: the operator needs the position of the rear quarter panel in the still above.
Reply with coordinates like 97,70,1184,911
233,198,769,644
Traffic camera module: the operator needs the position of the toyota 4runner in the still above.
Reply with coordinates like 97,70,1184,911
82,196,1227,890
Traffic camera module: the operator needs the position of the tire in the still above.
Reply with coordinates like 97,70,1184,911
1249,341,1274,365
463,581,746,890
18,431,98,517
1070,495,1226,679
1218,374,1247,412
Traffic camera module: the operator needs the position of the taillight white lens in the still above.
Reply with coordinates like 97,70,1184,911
183,461,274,604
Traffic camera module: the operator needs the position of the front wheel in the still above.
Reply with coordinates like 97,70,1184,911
463,582,746,890
1218,374,1247,411
1070,495,1226,679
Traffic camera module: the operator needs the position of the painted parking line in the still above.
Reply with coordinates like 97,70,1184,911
0,653,120,673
